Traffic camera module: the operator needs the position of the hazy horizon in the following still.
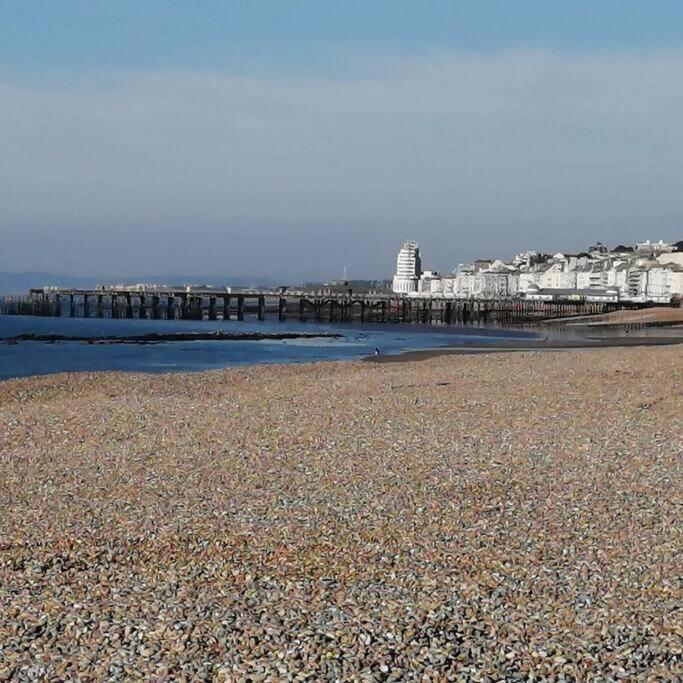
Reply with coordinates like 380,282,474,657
1,2,682,280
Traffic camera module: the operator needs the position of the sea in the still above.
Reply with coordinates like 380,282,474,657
0,314,540,381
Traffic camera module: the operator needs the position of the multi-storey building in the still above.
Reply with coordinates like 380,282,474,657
392,239,682,302
391,241,422,294
635,239,675,255
539,261,578,290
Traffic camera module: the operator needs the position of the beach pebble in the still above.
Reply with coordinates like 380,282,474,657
0,347,680,679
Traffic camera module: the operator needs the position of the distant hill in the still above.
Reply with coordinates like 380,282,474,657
0,272,282,295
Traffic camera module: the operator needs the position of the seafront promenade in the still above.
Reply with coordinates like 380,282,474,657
0,347,681,679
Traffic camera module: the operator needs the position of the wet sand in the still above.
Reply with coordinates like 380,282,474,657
368,333,683,363
547,305,683,327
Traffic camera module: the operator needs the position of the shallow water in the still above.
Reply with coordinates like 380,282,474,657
0,315,541,381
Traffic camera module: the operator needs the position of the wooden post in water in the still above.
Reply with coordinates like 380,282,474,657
237,295,245,321
257,295,266,321
125,294,133,319
223,295,231,321
167,296,175,320
83,294,89,318
278,297,287,321
328,300,335,323
69,294,76,318
96,294,103,318
299,298,306,321
208,296,217,321
445,301,453,325
151,295,160,319
111,294,118,319
180,293,188,319
139,295,146,319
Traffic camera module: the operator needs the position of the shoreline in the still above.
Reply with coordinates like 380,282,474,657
367,333,683,363
538,305,683,327
1,313,681,380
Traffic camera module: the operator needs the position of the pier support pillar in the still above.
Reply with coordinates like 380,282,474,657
445,301,453,325
180,294,188,319
166,296,175,320
83,294,89,318
278,297,287,321
209,296,217,321
222,295,231,321
328,300,335,323
257,295,266,321
193,296,203,320
139,295,146,319
151,295,160,319
237,296,245,321
299,298,306,321
69,294,76,318
125,294,133,319
96,294,103,318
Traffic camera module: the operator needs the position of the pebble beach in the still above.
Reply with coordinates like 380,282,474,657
0,346,681,681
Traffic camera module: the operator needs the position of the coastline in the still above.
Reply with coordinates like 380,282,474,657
0,311,681,380
367,332,683,363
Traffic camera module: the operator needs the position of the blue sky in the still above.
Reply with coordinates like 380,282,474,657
0,2,682,280
2,1,682,72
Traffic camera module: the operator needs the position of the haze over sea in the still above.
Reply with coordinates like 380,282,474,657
0,315,536,381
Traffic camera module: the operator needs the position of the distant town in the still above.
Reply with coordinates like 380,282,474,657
393,239,683,303
4,238,682,307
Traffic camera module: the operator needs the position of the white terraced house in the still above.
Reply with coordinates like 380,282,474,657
394,238,682,302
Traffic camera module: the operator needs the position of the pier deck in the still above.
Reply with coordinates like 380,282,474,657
0,287,660,325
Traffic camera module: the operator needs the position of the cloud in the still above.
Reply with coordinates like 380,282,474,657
0,49,682,279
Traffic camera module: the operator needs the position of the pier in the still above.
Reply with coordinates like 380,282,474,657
0,287,658,325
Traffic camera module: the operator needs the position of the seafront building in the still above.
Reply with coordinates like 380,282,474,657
392,239,683,303
392,241,422,294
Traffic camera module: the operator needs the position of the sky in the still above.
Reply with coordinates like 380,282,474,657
1,1,682,281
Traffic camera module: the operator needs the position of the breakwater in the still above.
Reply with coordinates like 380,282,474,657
1,287,657,325
1,331,343,345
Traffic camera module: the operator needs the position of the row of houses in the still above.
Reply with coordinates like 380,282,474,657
392,240,683,303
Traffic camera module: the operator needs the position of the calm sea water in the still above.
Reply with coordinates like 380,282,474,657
0,315,539,381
